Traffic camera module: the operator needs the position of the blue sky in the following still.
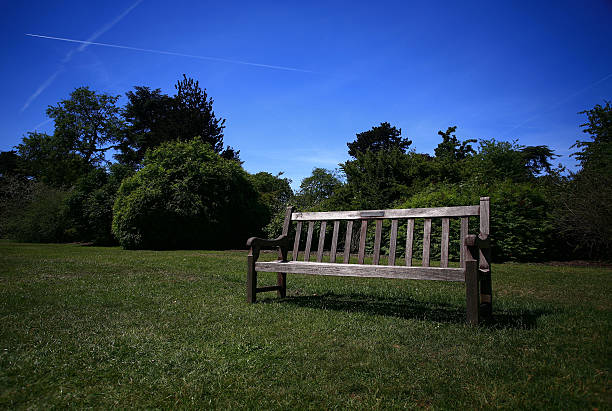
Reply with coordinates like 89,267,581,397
2,1,611,187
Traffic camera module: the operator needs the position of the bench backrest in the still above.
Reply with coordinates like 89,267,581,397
282,197,490,269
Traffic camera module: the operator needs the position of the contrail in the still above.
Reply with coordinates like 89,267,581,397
26,33,314,73
21,68,64,113
508,71,612,132
21,0,142,112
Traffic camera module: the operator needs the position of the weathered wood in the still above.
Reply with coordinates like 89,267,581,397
292,205,480,221
330,221,340,263
304,221,314,262
343,220,353,263
373,219,383,265
358,220,368,264
465,234,490,249
405,218,414,266
465,258,479,325
277,206,294,297
292,221,302,261
247,254,256,303
460,217,468,267
247,200,491,325
422,218,432,267
256,260,465,282
479,197,492,317
388,219,398,266
441,217,449,268
316,221,327,262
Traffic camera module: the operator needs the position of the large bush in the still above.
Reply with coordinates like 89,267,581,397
112,138,267,249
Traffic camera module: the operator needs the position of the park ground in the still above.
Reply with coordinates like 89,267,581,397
0,241,610,409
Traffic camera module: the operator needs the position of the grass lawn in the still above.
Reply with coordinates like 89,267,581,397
0,241,610,409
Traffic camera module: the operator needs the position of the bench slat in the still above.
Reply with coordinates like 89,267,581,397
406,218,414,266
304,221,314,262
388,219,398,266
292,205,479,221
422,218,432,267
343,220,353,263
460,217,468,267
330,220,339,263
292,221,302,261
358,220,368,264
373,219,383,265
441,217,449,268
316,221,327,262
255,260,465,282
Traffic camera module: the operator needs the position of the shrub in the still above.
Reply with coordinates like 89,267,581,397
1,178,72,243
112,138,267,250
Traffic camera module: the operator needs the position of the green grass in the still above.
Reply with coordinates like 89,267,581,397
0,241,610,409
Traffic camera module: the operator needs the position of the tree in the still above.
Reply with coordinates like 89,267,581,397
47,87,123,167
16,131,90,187
434,126,476,161
0,151,21,178
572,101,612,173
347,122,412,157
112,137,266,250
295,168,342,209
117,86,176,167
118,75,236,167
555,102,612,259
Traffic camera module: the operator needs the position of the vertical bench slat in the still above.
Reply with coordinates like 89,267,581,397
343,221,353,263
330,220,340,263
441,217,449,268
388,219,398,266
304,221,314,262
460,217,468,267
292,221,302,261
479,197,492,317
405,218,415,266
358,220,368,264
422,218,432,267
373,219,383,265
316,221,327,262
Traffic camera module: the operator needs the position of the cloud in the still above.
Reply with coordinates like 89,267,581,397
21,0,142,112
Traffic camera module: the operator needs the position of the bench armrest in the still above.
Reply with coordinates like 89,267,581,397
247,235,291,261
464,234,490,249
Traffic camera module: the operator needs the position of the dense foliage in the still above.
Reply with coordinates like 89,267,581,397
112,138,266,250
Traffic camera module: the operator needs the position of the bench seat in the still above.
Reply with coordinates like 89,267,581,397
256,260,465,282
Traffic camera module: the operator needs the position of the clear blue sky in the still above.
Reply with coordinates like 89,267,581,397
2,1,611,187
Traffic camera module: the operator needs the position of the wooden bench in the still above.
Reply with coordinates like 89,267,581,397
246,197,492,325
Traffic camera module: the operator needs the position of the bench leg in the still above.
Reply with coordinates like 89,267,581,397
247,255,257,303
277,272,286,298
465,259,480,325
480,271,492,318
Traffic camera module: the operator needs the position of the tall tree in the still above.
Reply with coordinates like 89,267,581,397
347,122,412,157
118,75,236,167
47,87,123,167
173,75,226,153
117,86,175,167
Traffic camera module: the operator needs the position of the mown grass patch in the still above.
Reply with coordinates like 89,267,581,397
0,241,610,409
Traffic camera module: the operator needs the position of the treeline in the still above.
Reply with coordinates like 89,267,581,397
0,76,610,261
